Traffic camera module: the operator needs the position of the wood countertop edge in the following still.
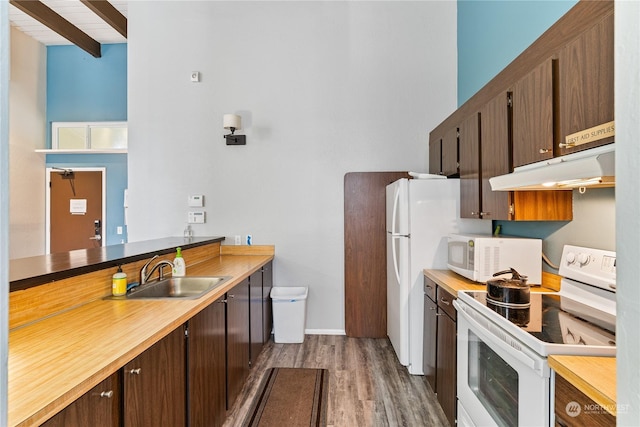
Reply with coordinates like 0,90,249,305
9,253,274,427
548,355,617,416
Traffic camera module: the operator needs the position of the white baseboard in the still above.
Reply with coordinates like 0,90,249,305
304,329,346,336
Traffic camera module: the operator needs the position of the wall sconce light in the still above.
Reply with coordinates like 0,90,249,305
223,114,246,145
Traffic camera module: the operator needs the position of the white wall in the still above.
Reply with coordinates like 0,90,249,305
9,27,46,258
615,1,640,423
127,1,457,332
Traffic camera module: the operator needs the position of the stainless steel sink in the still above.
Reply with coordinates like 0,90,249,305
124,276,232,299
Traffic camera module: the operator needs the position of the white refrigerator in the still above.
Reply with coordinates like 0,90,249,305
386,177,490,375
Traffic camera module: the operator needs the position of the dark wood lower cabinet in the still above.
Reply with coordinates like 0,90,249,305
188,297,226,427
249,270,264,366
436,308,457,427
123,326,186,427
262,261,273,344
226,278,250,410
42,372,121,427
554,374,616,427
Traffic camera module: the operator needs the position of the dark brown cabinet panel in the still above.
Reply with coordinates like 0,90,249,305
344,171,409,338
554,374,616,426
422,278,437,393
442,127,459,177
512,58,555,167
226,278,250,410
262,261,273,344
249,269,264,366
42,373,121,427
558,12,614,155
429,128,458,177
479,92,511,220
436,287,457,427
429,135,442,175
188,297,226,427
123,327,186,427
459,113,481,219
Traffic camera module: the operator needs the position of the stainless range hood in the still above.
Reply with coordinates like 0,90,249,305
489,144,615,191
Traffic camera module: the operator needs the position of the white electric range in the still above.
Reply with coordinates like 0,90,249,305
453,244,616,427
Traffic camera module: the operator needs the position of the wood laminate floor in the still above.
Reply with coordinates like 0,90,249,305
223,335,449,427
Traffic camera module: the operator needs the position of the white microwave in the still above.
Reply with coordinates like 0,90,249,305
447,234,542,284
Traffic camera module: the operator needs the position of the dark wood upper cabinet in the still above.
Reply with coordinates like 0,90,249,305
442,126,459,177
123,326,186,427
428,135,442,175
512,58,556,167
459,113,481,219
558,11,614,155
429,128,459,177
479,92,511,220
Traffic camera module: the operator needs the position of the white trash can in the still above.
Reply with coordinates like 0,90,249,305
270,287,308,343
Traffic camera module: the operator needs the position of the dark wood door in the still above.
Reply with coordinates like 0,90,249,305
436,310,457,427
441,126,459,177
428,135,442,175
249,270,263,366
50,170,103,253
226,279,250,410
512,58,555,167
423,290,437,393
42,372,120,427
558,11,614,155
123,326,186,427
479,92,511,220
188,297,226,427
262,261,273,344
459,113,481,219
344,171,409,338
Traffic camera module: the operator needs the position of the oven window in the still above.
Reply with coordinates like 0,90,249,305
468,330,518,427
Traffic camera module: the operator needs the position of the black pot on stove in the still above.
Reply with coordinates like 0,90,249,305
486,268,530,305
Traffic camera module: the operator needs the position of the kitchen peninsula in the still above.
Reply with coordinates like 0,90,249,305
8,237,274,427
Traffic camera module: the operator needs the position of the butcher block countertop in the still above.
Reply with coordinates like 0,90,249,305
423,268,560,297
424,269,617,417
9,246,274,427
548,355,617,416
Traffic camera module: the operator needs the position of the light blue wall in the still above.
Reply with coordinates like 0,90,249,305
46,43,128,245
457,0,577,106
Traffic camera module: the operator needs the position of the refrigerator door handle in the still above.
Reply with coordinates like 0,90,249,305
391,182,401,235
392,235,402,285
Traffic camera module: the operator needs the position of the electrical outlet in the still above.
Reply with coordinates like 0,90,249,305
234,235,241,245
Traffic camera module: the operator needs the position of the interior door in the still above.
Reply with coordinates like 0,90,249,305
49,170,103,253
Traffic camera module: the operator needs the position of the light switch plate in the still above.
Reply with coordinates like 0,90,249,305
188,195,204,207
188,211,205,224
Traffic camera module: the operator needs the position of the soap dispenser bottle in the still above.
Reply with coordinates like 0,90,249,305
112,265,127,296
172,247,186,277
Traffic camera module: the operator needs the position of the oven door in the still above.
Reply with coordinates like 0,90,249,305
455,300,551,427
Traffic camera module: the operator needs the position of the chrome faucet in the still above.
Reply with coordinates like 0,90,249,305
140,255,174,285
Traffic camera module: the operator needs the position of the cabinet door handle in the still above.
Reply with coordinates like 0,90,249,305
217,299,228,304
429,307,437,311
480,212,490,217
558,142,575,148
129,368,141,375
538,148,551,154
440,298,451,305
228,294,235,299
100,390,114,398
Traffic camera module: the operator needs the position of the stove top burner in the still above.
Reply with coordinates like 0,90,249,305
464,291,615,346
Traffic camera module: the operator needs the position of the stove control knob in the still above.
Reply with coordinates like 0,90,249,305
566,252,576,264
578,253,590,266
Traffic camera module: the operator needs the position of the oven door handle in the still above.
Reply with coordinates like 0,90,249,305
455,300,539,371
